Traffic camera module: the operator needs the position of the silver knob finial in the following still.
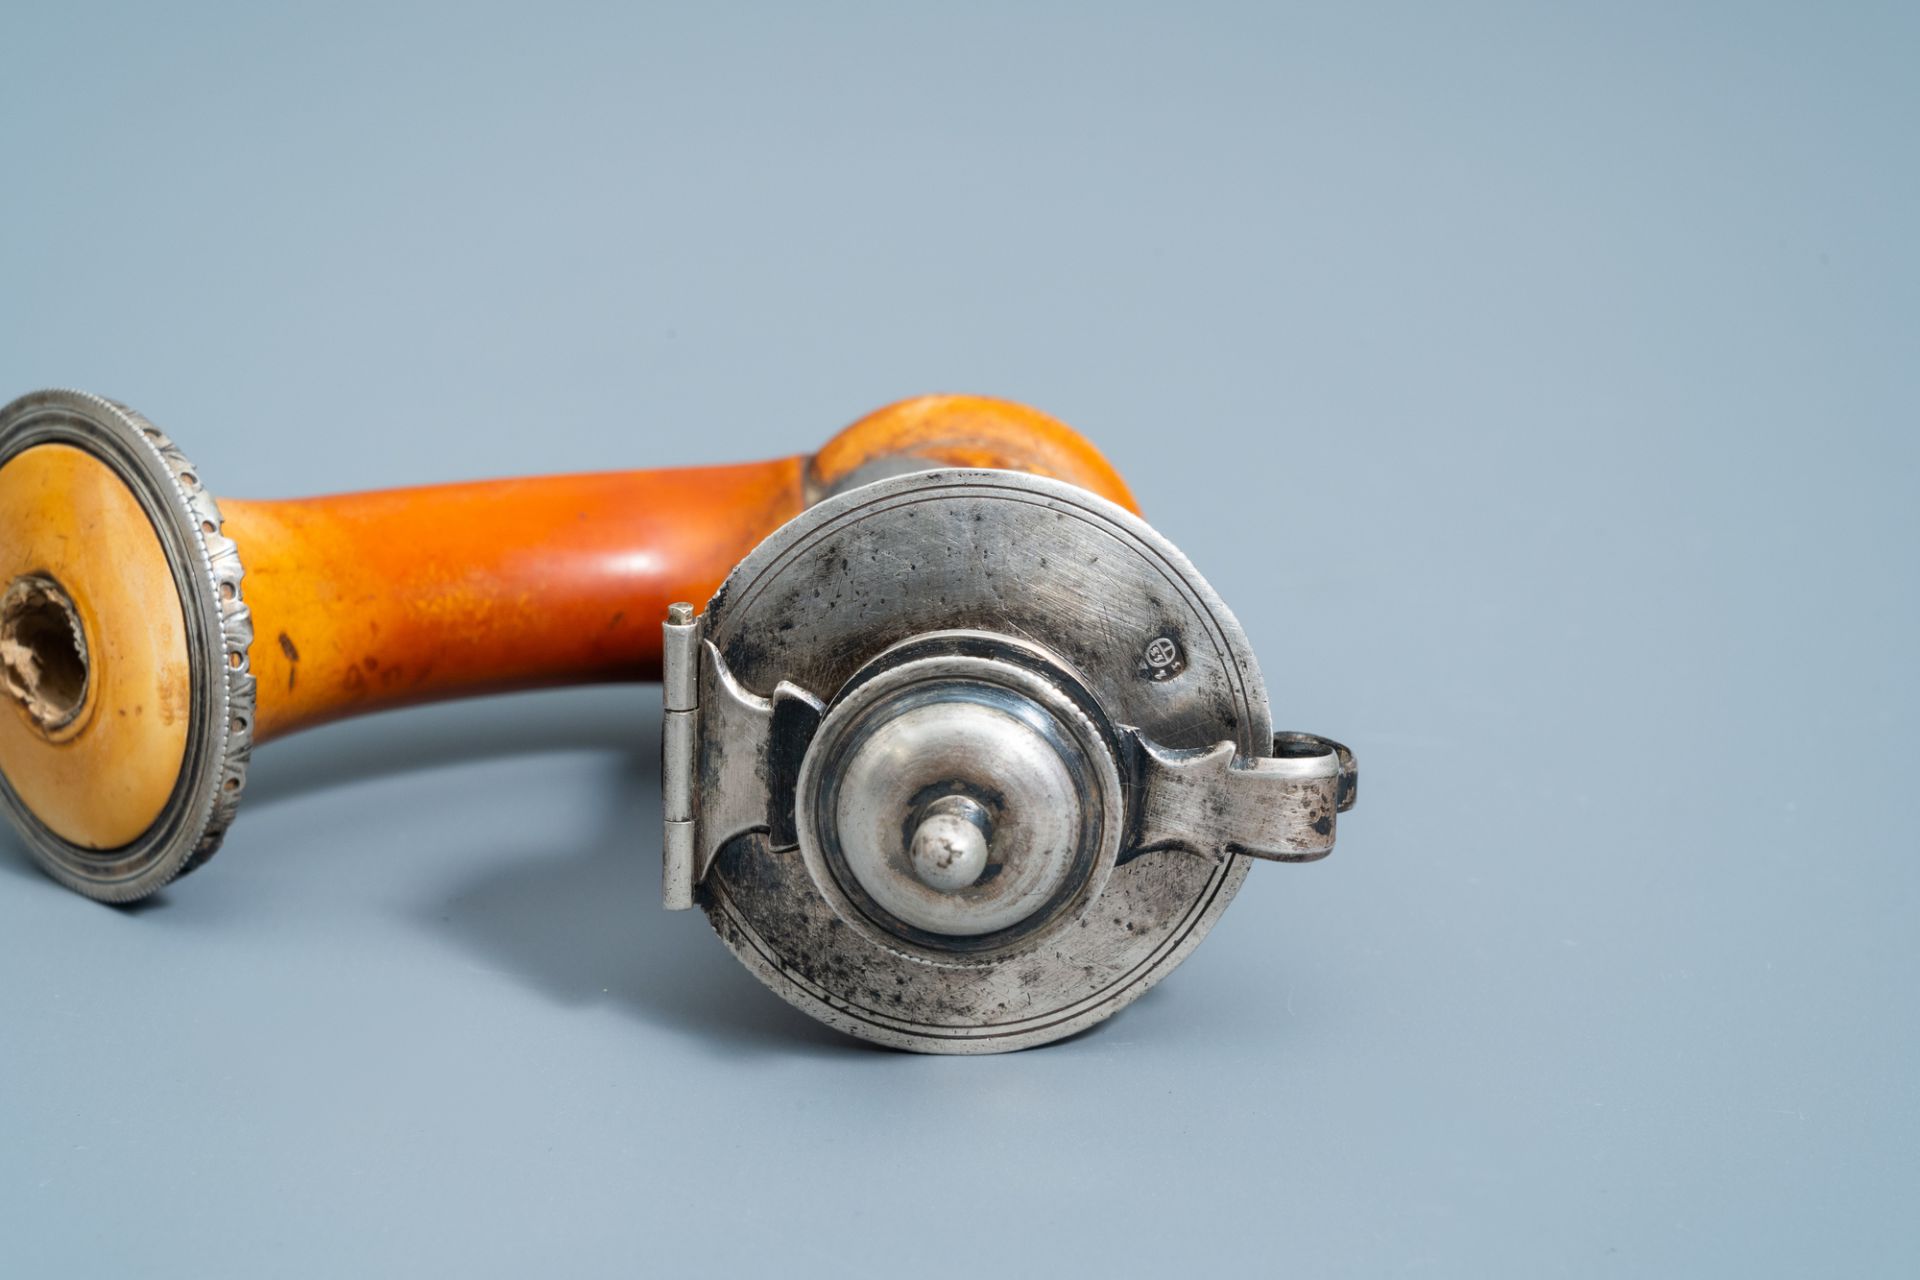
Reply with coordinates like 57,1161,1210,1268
908,795,992,893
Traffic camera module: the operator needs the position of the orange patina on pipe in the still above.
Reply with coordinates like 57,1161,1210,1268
220,395,1137,743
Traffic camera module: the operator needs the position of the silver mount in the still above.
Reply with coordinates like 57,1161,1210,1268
661,469,1355,1053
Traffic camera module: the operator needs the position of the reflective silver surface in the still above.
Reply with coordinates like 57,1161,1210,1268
667,468,1356,1052
907,794,992,893
797,636,1124,950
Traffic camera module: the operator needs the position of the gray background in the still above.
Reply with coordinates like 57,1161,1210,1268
2,2,1914,1274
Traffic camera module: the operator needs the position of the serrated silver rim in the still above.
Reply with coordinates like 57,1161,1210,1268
0,389,254,902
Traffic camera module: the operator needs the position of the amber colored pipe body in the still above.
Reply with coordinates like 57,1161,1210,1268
221,396,1138,742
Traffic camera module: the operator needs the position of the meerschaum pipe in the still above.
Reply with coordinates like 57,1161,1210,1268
0,390,1134,902
1,387,1356,1052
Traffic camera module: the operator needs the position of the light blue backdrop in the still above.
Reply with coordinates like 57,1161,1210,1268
2,3,1914,1274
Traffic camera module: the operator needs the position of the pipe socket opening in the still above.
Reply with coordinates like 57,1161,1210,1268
1,574,90,735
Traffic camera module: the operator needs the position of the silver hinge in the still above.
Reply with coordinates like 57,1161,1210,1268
661,603,701,908
661,605,826,910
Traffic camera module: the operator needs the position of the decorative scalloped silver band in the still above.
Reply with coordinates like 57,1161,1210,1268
0,390,254,901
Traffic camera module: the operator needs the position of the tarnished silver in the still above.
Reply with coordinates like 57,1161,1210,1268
660,630,824,911
1131,731,1357,862
0,390,255,902
908,794,992,893
662,468,1358,1053
660,602,700,910
796,632,1126,953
